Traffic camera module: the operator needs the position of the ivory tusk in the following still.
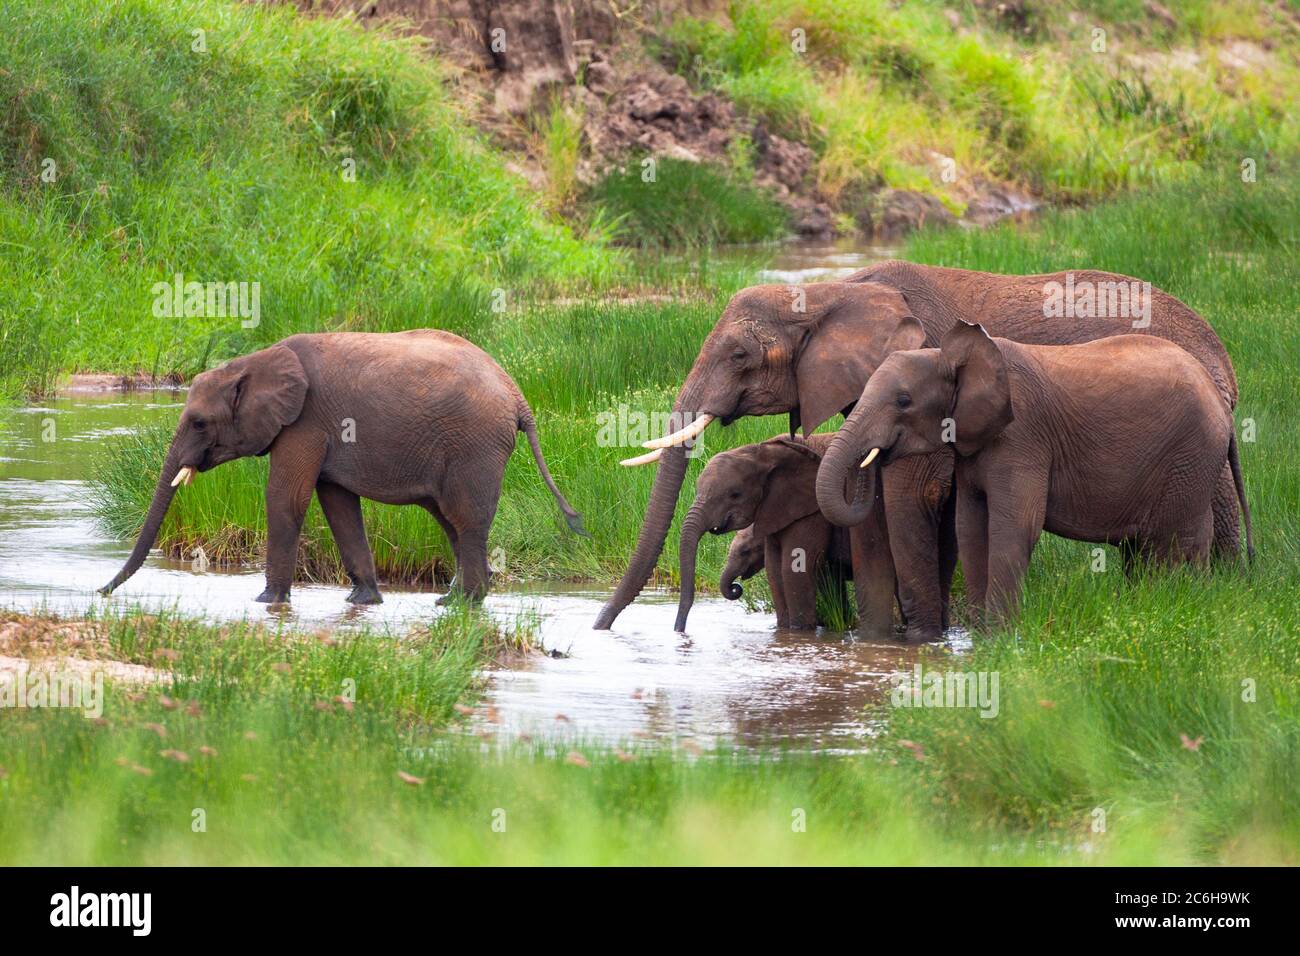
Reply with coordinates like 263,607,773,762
858,447,880,469
171,466,196,487
642,413,715,450
620,449,663,467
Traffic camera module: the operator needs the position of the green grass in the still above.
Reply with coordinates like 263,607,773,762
657,0,1299,208
2,595,1293,864
585,157,789,247
0,0,613,398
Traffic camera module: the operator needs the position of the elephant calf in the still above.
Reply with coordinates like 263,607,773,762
100,330,587,605
817,321,1253,625
676,433,897,636
720,519,855,631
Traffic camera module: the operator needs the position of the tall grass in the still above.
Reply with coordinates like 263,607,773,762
586,157,789,247
0,0,611,397
657,0,1299,207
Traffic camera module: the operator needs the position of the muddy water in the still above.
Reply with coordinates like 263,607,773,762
0,242,968,750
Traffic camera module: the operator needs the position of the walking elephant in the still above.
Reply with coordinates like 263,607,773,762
598,261,1242,641
815,322,1252,623
677,433,894,634
99,330,587,605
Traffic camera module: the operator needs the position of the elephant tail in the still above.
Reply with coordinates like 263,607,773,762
517,399,590,537
1228,431,1254,563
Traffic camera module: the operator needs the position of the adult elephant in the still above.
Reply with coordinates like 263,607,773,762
99,330,586,606
596,261,1241,639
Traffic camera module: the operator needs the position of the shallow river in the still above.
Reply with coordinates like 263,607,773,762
0,242,968,751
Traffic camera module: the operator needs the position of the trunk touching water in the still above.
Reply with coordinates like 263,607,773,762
816,429,877,527
595,384,708,629
594,444,689,628
673,505,706,633
98,440,183,595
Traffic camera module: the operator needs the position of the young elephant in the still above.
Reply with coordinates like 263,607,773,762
676,433,895,635
816,322,1253,625
99,330,587,605
720,521,854,631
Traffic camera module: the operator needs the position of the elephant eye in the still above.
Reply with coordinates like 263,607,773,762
896,393,912,410
731,349,747,362
192,418,206,430
730,490,741,499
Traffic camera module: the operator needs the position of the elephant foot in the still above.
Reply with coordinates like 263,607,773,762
255,587,291,605
346,583,383,605
903,623,944,644
438,587,487,607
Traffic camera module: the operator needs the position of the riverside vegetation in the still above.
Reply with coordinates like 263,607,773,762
0,0,1297,864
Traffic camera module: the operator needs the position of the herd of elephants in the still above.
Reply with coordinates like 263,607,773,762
99,259,1253,643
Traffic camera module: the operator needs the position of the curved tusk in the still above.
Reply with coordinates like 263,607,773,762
858,447,880,469
642,413,715,450
620,449,664,467
171,466,196,487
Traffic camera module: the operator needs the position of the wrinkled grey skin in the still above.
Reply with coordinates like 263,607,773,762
599,261,1243,642
817,322,1253,625
677,433,895,636
100,330,586,605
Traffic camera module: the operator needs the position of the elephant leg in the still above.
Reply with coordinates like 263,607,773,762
257,434,326,604
937,482,958,631
779,533,822,631
764,536,790,628
983,475,1046,626
1119,539,1144,578
881,451,953,643
1210,463,1241,561
954,471,989,623
849,493,896,642
317,480,381,605
437,472,502,604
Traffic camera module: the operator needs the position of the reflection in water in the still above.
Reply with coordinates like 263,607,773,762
2,234,952,751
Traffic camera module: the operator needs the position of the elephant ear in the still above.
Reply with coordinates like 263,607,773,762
220,344,309,457
940,321,1013,457
751,437,824,538
795,283,925,435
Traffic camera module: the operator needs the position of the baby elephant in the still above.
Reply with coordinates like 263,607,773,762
676,433,896,636
816,321,1253,625
720,520,853,631
100,330,587,606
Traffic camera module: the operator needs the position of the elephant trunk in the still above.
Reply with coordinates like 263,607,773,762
98,435,184,595
673,503,706,633
720,555,746,600
816,427,877,527
596,383,708,629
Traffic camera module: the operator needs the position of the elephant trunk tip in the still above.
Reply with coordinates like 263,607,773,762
723,582,743,600
565,511,591,538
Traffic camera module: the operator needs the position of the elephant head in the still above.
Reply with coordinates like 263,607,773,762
98,344,309,594
720,526,765,602
816,321,1013,527
597,282,923,629
675,436,824,633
